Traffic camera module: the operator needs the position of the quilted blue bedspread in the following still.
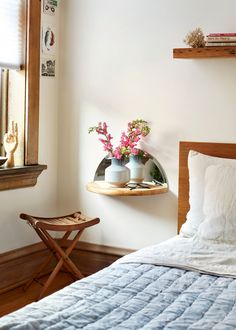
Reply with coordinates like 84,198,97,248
1,263,236,329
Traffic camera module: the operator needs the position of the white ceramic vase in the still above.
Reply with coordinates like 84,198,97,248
126,155,145,183
105,158,130,187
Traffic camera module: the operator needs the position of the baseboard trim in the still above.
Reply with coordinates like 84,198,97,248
0,241,134,294
0,242,46,264
73,240,134,257
0,242,50,295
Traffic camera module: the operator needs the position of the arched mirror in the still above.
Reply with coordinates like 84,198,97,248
94,152,168,185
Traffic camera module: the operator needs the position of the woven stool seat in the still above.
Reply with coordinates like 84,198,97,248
20,211,100,300
20,212,99,231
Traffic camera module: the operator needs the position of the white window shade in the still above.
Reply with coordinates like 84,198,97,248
0,0,25,70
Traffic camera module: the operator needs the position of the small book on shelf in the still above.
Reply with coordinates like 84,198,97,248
205,33,236,46
206,42,236,46
208,33,236,36
206,37,236,42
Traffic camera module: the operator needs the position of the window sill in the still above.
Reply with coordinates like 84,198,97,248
0,164,47,190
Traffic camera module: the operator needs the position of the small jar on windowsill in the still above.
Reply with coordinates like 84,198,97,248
0,157,8,167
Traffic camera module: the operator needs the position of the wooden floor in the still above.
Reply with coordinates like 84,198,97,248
0,272,74,317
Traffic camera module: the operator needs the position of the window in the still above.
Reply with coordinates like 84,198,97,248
0,0,25,70
0,69,8,156
0,0,46,190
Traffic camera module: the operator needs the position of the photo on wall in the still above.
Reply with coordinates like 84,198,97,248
42,24,56,56
43,0,58,16
41,58,56,77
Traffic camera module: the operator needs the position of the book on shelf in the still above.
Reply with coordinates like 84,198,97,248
205,42,236,46
208,33,236,37
206,36,236,42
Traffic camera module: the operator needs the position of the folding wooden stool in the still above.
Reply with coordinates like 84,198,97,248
20,211,100,300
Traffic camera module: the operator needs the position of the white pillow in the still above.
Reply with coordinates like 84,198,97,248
180,150,236,237
197,165,236,243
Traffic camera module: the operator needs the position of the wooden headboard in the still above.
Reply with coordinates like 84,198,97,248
178,141,236,232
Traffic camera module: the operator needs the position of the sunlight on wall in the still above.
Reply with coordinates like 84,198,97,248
58,0,236,250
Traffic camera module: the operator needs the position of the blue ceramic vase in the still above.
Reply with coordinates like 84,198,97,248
105,158,130,187
126,155,145,183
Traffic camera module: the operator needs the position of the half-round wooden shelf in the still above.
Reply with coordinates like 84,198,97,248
86,181,168,196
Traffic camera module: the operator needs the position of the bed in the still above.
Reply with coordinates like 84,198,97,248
1,141,236,329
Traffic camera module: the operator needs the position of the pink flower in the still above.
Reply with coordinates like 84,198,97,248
102,122,108,135
88,119,150,159
131,148,139,155
113,148,123,159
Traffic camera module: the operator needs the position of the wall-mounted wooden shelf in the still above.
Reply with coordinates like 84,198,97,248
86,181,168,196
173,46,236,59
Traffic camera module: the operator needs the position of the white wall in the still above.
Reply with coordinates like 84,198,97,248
58,0,236,250
2,0,236,253
0,3,59,254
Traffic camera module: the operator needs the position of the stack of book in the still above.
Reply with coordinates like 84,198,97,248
205,33,236,46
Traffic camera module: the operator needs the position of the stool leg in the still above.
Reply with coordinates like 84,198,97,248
23,228,68,292
23,225,62,291
58,231,73,273
36,228,78,279
23,254,53,291
43,229,84,278
37,229,84,300
60,231,72,246
37,257,68,300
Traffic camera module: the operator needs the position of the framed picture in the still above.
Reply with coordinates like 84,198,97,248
42,24,56,55
41,58,56,77
43,0,58,16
